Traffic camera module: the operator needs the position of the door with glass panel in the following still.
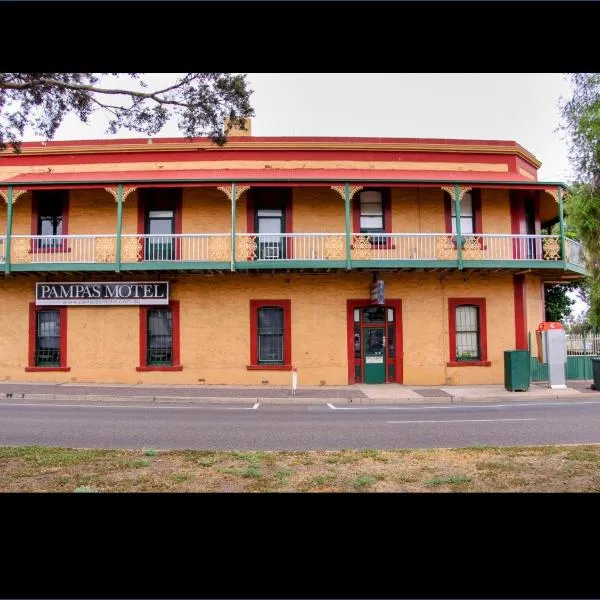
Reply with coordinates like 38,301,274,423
353,305,399,384
256,208,285,260
145,209,174,261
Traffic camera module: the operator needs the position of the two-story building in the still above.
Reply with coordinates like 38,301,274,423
0,123,586,386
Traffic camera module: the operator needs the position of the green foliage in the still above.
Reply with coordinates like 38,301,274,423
142,448,157,457
0,73,254,152
544,284,576,322
560,74,600,325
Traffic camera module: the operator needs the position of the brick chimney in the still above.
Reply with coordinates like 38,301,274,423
224,117,252,137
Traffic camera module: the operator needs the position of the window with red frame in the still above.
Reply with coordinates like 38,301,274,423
448,298,489,366
444,189,482,244
353,189,392,246
248,300,292,370
26,303,69,371
137,301,182,371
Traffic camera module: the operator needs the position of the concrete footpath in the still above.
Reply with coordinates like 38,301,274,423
0,379,598,405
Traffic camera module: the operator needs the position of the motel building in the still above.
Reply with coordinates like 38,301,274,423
0,121,587,387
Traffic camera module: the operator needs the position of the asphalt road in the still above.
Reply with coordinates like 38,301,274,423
1,399,600,450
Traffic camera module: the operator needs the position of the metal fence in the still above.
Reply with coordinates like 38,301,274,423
565,333,600,356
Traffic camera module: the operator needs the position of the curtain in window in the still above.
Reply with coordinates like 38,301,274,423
451,192,474,235
36,310,60,366
258,307,284,363
147,308,173,365
359,191,384,232
455,305,480,360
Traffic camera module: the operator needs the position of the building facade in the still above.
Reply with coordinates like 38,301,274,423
0,127,586,386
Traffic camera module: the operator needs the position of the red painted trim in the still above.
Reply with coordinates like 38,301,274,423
247,365,293,371
383,189,392,235
138,300,181,371
352,188,392,235
444,191,452,233
249,299,292,368
136,366,183,372
446,361,491,367
346,299,403,384
513,275,528,350
448,298,488,364
27,302,68,370
352,194,360,233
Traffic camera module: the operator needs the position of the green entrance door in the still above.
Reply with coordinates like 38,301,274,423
363,327,386,383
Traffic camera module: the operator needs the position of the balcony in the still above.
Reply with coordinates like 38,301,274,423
3,232,587,274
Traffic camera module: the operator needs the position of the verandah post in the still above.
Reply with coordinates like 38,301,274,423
558,186,566,267
344,182,351,270
454,183,463,270
4,186,13,275
231,182,237,271
115,183,123,273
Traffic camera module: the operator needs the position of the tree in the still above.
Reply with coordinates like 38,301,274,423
0,73,254,152
545,283,576,322
560,73,600,325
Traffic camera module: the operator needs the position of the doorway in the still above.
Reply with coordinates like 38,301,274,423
347,300,403,384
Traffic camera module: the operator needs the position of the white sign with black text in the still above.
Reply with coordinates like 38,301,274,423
36,282,169,306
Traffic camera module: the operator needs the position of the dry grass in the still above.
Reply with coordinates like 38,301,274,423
1,444,600,492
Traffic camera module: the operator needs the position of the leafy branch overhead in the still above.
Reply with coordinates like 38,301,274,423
0,73,254,152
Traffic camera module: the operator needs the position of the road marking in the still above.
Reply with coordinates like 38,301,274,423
387,418,537,424
0,402,260,410
328,400,600,411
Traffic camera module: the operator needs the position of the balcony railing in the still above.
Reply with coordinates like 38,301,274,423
2,233,586,269
10,235,117,264
565,238,586,268
121,234,232,262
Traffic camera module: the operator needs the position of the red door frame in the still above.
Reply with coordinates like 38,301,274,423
346,299,403,384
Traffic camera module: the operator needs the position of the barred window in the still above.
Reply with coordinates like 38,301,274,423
455,305,480,361
258,307,284,364
147,308,173,366
36,310,60,367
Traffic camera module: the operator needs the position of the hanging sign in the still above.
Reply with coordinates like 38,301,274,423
370,280,385,305
36,282,169,306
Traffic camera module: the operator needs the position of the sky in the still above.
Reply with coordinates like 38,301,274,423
33,73,576,184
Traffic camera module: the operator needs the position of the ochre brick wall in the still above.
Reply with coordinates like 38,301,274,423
525,274,545,357
481,189,511,234
0,271,518,386
292,188,345,233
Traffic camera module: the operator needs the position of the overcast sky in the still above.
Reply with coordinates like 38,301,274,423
37,73,575,184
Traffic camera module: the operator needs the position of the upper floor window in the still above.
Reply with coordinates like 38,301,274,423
359,191,384,233
33,191,68,251
451,192,474,235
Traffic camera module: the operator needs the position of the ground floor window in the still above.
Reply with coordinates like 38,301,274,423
248,300,292,370
27,303,69,371
447,298,490,366
138,301,182,371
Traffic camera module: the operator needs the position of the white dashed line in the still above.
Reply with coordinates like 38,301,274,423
387,418,537,424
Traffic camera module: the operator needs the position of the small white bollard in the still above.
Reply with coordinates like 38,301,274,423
292,367,298,397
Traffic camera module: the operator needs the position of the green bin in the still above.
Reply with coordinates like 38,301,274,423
592,357,600,390
504,350,530,391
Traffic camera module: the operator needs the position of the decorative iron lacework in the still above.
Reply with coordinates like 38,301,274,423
208,236,230,261
236,236,257,261
330,185,363,201
462,236,483,259
543,237,561,260
94,237,116,263
324,235,345,260
10,238,31,263
351,235,372,259
436,236,457,259
121,237,143,262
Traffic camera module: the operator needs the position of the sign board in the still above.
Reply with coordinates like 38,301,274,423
370,280,385,305
36,282,169,306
